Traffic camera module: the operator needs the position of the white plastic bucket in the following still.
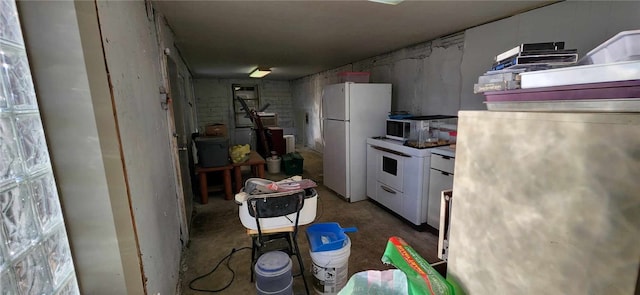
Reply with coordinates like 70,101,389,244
283,135,295,154
266,156,281,174
309,236,351,295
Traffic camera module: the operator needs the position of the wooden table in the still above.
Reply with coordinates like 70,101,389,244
195,164,233,203
233,151,266,193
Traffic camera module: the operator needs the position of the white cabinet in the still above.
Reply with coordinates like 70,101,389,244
366,144,378,199
447,111,640,294
427,151,455,228
430,152,455,174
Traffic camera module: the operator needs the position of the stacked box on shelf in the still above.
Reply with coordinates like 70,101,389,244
204,123,227,137
474,69,523,93
491,41,577,71
482,30,640,112
483,80,640,112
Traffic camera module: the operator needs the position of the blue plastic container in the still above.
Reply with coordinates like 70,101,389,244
254,251,293,294
306,222,357,252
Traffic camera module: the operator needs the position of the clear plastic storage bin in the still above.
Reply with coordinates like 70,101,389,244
579,29,640,64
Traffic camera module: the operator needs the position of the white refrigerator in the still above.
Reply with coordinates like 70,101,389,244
322,82,391,202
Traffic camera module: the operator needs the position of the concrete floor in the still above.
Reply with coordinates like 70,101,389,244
178,147,441,294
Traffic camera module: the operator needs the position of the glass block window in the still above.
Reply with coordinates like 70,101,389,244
0,1,79,294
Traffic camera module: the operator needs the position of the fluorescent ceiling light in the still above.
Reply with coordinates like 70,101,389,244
249,67,271,78
368,0,404,5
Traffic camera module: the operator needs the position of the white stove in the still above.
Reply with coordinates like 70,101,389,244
365,136,455,227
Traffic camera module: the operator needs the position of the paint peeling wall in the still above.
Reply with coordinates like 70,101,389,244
292,1,640,152
23,1,196,293
18,1,143,293
156,16,197,136
154,9,197,246
291,64,352,152
292,34,464,152
95,1,182,294
460,1,640,109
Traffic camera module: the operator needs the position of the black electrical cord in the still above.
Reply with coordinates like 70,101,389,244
313,188,324,221
188,246,251,293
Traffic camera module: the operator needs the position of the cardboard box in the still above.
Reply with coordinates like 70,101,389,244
257,113,278,127
204,124,227,137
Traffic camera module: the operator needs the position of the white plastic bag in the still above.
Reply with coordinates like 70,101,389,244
338,269,408,295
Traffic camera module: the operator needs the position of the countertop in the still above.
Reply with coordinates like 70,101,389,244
366,137,456,158
431,146,456,158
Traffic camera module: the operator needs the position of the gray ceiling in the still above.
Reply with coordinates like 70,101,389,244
154,0,556,80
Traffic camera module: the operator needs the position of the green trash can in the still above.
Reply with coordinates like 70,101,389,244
195,137,229,167
282,152,303,175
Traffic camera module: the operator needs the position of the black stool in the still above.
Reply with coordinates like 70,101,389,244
247,189,310,295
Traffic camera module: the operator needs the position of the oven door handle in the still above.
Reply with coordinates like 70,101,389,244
372,146,411,157
380,185,397,194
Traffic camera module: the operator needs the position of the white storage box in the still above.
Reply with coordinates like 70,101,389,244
520,60,640,88
579,29,640,65
239,189,318,230
283,135,295,154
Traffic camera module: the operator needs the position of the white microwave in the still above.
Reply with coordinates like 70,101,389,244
386,119,411,141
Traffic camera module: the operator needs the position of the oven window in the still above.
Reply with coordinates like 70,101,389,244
382,156,398,176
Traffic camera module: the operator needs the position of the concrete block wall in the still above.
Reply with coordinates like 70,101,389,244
292,1,640,152
291,64,352,150
193,79,294,144
194,79,231,131
260,80,295,134
352,32,464,116
459,1,640,110
292,34,464,152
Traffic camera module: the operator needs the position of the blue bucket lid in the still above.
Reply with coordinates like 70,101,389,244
306,222,357,252
255,251,292,277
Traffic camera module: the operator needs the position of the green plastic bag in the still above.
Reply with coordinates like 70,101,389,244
380,237,455,295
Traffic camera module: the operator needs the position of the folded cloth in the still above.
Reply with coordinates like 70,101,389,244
234,176,318,204
244,176,317,194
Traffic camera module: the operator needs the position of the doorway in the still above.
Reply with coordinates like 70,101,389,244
166,57,194,241
232,84,259,147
